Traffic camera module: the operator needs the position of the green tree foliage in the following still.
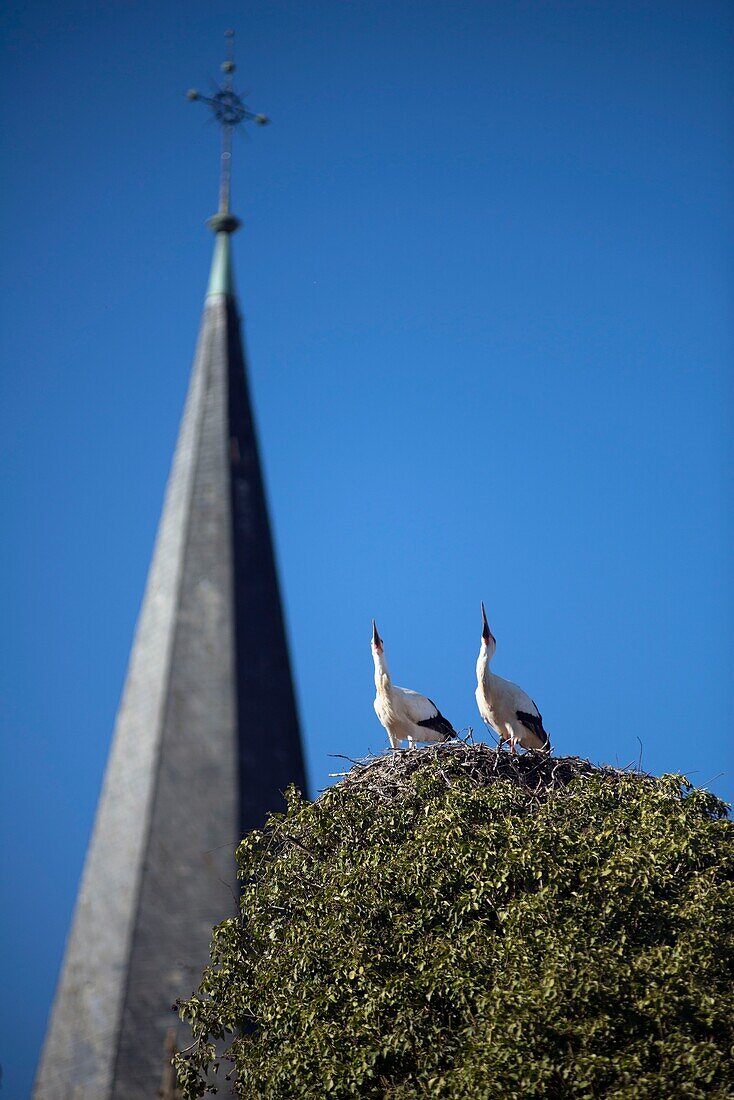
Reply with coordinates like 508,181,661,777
176,747,733,1099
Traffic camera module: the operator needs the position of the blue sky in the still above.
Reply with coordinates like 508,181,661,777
1,1,732,1094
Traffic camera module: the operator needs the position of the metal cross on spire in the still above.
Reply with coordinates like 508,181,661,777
187,30,269,232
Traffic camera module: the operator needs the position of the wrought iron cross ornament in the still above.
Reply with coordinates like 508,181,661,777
187,30,268,226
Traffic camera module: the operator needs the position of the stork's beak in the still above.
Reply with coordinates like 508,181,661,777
372,619,382,648
481,601,491,644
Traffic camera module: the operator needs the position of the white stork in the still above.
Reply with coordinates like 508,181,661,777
475,602,551,753
371,620,457,749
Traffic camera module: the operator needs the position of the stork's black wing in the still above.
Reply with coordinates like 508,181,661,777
516,706,551,750
417,700,457,741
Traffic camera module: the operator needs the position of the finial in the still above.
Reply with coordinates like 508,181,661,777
187,30,269,234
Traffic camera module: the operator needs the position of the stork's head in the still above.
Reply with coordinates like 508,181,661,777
371,619,384,655
480,601,496,659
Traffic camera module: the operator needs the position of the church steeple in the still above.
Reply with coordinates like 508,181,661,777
34,36,307,1099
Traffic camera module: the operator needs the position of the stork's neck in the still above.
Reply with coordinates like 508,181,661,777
372,648,391,693
476,639,495,684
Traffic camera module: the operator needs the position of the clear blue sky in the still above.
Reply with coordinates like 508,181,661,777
1,1,732,1094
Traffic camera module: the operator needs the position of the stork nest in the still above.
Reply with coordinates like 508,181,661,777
324,739,651,811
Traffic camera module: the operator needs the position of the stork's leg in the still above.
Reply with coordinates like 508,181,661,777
484,721,502,752
509,735,517,756
407,735,416,750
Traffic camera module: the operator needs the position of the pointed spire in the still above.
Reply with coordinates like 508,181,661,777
33,35,306,1099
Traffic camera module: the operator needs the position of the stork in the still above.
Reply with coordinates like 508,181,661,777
371,620,457,749
475,602,551,753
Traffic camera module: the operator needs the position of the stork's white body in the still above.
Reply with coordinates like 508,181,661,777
475,662,545,751
371,623,456,749
374,680,452,750
475,604,551,753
